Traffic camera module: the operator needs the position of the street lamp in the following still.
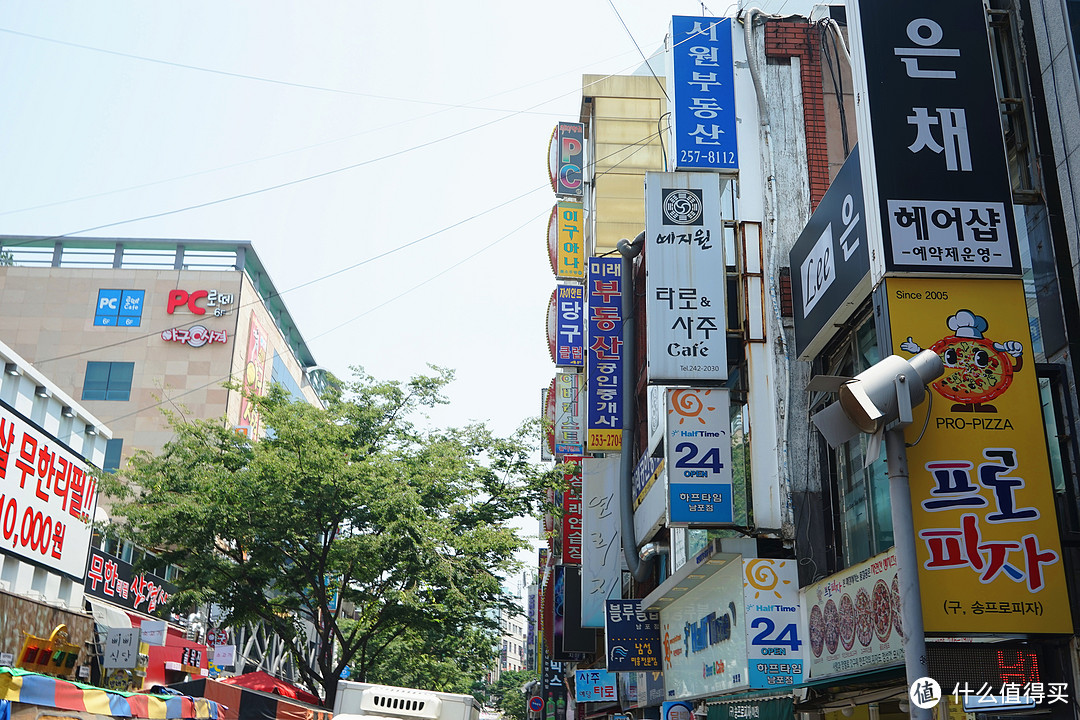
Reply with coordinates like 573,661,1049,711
810,350,944,720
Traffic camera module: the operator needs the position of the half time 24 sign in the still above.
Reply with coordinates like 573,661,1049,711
665,388,733,525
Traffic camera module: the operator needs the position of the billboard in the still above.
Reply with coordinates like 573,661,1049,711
556,202,585,279
549,122,585,198
645,172,727,383
85,547,176,617
743,559,803,688
238,311,271,438
605,599,661,672
883,277,1070,633
665,388,733,526
553,372,584,457
0,399,97,580
561,457,583,565
582,456,621,627
667,16,738,172
586,257,623,452
548,285,585,368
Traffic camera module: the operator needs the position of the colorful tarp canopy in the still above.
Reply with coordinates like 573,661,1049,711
0,667,221,720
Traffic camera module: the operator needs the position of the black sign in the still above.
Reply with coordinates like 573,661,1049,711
854,0,1020,275
604,598,661,671
789,145,870,359
85,546,177,617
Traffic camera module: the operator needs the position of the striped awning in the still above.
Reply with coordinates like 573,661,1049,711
0,668,222,719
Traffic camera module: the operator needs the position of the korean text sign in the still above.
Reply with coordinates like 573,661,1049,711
555,122,585,197
557,202,585,279
552,285,585,368
554,372,584,457
0,399,96,579
799,548,903,680
575,669,617,703
605,599,661,672
667,16,738,172
94,289,145,327
885,277,1070,633
645,172,727,383
582,456,621,627
742,559,803,688
103,628,140,670
85,546,176,617
561,457,583,565
587,257,623,452
665,388,734,525
850,0,1020,278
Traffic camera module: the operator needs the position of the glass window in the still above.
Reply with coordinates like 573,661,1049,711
82,362,134,401
103,438,123,473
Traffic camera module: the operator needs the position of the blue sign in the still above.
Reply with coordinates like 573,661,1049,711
662,701,693,720
574,669,616,703
604,599,661,671
555,285,584,368
668,16,738,172
528,697,544,713
586,257,622,452
94,289,145,327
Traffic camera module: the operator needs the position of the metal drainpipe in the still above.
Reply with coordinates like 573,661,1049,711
617,232,651,582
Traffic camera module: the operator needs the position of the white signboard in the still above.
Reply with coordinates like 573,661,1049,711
212,644,236,667
665,388,734,526
800,547,903,680
0,400,97,580
645,172,727,383
582,457,621,627
660,559,748,700
103,627,140,669
140,620,167,646
743,559,804,688
553,371,584,457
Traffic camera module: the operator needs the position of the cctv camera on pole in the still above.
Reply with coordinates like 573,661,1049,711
809,350,944,720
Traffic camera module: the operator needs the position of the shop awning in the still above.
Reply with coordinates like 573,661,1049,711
0,667,222,719
707,696,792,720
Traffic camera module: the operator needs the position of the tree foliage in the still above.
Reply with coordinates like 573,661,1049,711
486,669,536,720
102,368,555,706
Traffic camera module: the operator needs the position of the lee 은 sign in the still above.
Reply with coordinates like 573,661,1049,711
665,388,733,525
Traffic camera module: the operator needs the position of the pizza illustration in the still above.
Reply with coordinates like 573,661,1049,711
872,579,892,643
901,309,1023,413
809,604,825,657
855,587,873,647
839,593,856,651
824,599,840,654
891,575,903,638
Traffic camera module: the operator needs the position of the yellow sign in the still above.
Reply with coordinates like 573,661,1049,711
556,202,585,279
885,277,1070,633
17,624,80,677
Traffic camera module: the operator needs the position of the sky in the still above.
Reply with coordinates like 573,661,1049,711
0,0,814,586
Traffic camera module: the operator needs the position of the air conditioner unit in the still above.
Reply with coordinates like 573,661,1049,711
0,580,10,592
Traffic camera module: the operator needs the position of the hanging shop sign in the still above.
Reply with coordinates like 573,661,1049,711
711,697,794,720
165,289,236,317
883,277,1070,634
586,256,623,452
742,559,803,688
549,122,585,198
161,326,228,347
665,388,733,526
84,546,176,617
542,383,554,462
547,286,585,368
554,565,595,659
645,172,727,383
605,599,661,672
541,653,567,720
102,628,141,670
800,547,903,680
0,399,96,580
848,0,1021,281
789,145,870,360
561,457,583,565
556,202,585,279
553,372,584,457
667,16,738,172
94,289,146,327
575,669,617,703
633,453,663,510
582,457,621,628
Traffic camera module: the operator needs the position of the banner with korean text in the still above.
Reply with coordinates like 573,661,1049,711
553,372,584,457
582,456,621,627
884,277,1070,633
0,399,96,580
743,559,803,688
605,599,661,672
665,388,733,525
557,202,585,280
549,286,584,368
587,257,623,452
561,457,583,565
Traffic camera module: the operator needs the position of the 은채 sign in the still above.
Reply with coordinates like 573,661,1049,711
665,388,733,525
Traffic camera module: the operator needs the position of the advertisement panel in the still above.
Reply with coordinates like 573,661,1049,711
94,289,145,327
586,257,623,452
849,0,1020,280
85,547,176,617
884,277,1070,633
556,202,585,279
553,372,584,457
665,388,733,525
743,559,803,688
238,311,271,438
0,399,96,580
551,122,585,198
605,599,661,672
633,454,663,510
789,145,870,360
645,172,727,383
552,285,585,368
660,559,748,699
575,669,616,703
667,16,738,172
800,548,903,680
582,457,621,627
561,457,583,565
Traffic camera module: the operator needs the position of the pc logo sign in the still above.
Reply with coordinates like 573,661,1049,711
95,289,146,327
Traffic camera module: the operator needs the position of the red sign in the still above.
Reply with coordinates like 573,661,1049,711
561,457,583,564
206,629,228,647
165,289,235,317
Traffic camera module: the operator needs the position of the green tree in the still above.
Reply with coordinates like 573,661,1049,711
103,368,555,706
487,669,536,720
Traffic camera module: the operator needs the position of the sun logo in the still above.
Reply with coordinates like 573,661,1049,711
744,559,792,600
668,389,715,425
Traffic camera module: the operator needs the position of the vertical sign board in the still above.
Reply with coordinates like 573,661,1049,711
239,312,271,438
742,559,803,688
645,172,727,384
587,257,623,453
553,372,584,458
665,388,734,525
557,202,586,279
561,457,583,565
605,599,662,672
552,122,585,198
789,145,872,360
667,17,738,172
582,457,622,627
883,277,1071,633
0,399,96,580
548,286,585,368
848,0,1021,283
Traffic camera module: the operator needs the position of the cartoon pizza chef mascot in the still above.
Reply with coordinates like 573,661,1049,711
900,309,1023,413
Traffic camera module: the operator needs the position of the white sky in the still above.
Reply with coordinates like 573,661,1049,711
0,0,814,576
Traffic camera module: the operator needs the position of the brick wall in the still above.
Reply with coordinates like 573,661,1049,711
765,19,828,211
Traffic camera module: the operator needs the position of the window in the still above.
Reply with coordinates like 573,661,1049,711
103,438,123,473
82,362,134,401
